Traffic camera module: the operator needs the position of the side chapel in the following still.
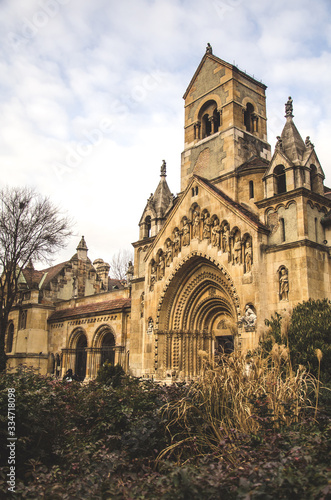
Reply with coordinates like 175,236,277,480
6,46,331,381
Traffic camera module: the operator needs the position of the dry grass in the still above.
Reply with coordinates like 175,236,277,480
159,347,316,463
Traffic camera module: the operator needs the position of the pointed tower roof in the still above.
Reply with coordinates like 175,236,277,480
279,97,306,164
149,161,174,219
76,235,88,251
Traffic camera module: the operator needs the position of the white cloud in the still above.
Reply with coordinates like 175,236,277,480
0,0,331,266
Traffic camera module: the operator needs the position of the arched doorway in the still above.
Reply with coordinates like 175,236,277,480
156,254,239,379
100,330,115,366
75,333,87,380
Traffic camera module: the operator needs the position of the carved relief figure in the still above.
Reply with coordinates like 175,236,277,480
150,262,157,290
233,234,242,264
279,267,289,301
192,210,200,239
147,318,154,335
182,219,190,246
165,240,173,267
158,253,165,279
223,224,230,253
244,239,252,273
140,292,144,318
211,219,221,247
173,229,181,256
241,305,257,328
202,212,212,240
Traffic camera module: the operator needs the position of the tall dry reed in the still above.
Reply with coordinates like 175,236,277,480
159,347,315,463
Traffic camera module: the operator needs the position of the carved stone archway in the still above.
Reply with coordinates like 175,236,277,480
154,253,239,379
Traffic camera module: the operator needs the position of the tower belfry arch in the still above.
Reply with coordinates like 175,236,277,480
154,253,240,379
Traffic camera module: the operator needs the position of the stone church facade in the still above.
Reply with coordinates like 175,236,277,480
6,47,331,381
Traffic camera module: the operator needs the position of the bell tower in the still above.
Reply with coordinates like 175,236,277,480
181,44,271,192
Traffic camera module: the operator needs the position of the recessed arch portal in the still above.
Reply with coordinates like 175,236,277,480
155,253,240,379
93,325,116,366
67,329,88,380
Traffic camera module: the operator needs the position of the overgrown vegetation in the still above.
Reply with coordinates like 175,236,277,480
1,356,330,498
1,299,331,498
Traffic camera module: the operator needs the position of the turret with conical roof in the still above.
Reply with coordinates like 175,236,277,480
138,161,175,239
76,235,88,261
263,97,325,197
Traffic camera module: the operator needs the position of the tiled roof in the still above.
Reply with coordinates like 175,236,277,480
40,262,69,289
21,268,45,289
48,297,131,322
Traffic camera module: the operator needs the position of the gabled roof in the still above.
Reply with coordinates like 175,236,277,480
40,262,70,289
199,176,268,231
48,297,131,322
145,174,268,260
183,50,266,100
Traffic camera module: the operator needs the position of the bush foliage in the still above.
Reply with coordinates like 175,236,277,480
262,299,331,383
0,353,330,498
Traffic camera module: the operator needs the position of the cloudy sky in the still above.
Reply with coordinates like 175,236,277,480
1,0,331,268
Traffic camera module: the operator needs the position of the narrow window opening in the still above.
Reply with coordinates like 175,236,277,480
280,218,286,242
244,103,254,132
310,165,318,193
274,165,286,194
202,114,211,138
145,216,151,238
315,217,318,242
213,109,221,133
249,180,254,199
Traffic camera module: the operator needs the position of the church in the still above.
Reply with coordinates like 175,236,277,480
6,46,331,381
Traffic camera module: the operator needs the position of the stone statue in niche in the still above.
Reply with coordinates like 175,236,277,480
244,239,252,273
147,318,154,335
233,234,242,264
192,210,200,239
150,262,157,290
202,212,212,240
165,240,173,267
140,292,144,318
182,219,190,246
279,267,289,301
173,229,181,256
222,224,230,253
241,305,257,328
211,219,221,247
158,253,165,279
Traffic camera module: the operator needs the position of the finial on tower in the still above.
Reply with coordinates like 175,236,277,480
285,96,293,118
206,43,213,54
160,160,167,177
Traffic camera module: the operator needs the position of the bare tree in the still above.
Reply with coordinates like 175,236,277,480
109,249,134,280
0,186,73,371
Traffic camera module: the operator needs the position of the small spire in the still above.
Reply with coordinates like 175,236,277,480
160,160,167,177
285,96,293,118
206,43,212,54
76,235,88,251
